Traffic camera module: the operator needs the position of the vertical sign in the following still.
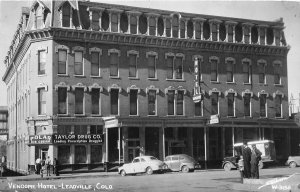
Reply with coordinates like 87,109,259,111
193,58,202,103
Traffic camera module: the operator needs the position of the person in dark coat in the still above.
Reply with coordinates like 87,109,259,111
53,158,59,176
250,144,262,179
242,141,251,178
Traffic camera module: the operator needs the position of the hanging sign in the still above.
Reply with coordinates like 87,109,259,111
29,135,52,145
193,58,202,103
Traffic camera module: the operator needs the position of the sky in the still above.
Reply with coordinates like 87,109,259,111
0,0,300,108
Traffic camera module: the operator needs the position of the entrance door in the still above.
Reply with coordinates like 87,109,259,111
108,128,119,162
41,149,48,161
145,127,159,158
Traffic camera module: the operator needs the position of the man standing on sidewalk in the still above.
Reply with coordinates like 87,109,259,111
250,144,262,179
45,156,51,176
242,141,251,178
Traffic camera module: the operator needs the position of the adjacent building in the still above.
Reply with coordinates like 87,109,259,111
2,0,300,174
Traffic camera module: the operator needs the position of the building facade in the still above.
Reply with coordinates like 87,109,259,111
0,106,8,157
2,0,300,174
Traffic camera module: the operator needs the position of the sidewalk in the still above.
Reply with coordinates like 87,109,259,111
5,171,119,182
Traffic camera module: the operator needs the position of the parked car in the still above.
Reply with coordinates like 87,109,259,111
286,156,300,168
164,154,201,173
222,140,276,171
118,156,167,176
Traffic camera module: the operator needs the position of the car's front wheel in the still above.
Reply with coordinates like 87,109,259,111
289,161,297,168
120,170,126,176
223,163,232,171
146,167,153,175
181,165,189,173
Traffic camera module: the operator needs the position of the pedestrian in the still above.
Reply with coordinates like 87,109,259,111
250,144,262,179
242,141,251,178
35,157,41,175
53,158,59,176
237,155,244,183
45,156,51,176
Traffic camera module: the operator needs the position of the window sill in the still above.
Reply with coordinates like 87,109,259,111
166,79,185,82
109,76,120,79
258,83,268,86
274,84,283,87
275,117,284,119
147,115,158,117
38,74,47,77
74,114,86,117
129,115,140,117
227,116,236,118
211,81,220,84
128,77,139,80
37,115,47,117
57,74,69,77
243,83,252,85
148,78,158,81
57,114,69,117
90,76,102,78
74,75,86,78
226,82,236,84
91,114,102,117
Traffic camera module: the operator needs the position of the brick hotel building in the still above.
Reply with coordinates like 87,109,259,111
2,0,300,174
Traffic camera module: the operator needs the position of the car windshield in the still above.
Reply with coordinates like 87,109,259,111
150,157,158,160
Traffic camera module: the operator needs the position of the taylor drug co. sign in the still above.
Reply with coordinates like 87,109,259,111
53,134,103,144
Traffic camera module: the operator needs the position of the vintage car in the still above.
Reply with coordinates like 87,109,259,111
118,156,167,176
286,156,300,168
164,154,201,173
222,140,276,171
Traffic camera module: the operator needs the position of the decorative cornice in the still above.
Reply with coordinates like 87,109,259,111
126,85,141,93
242,89,254,97
72,83,88,92
209,88,221,96
225,88,237,97
258,90,269,97
273,90,284,99
54,82,70,91
88,83,103,92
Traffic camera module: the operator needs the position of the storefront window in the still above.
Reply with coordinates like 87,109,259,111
91,145,102,163
74,125,87,135
75,145,86,164
90,125,103,134
58,146,71,164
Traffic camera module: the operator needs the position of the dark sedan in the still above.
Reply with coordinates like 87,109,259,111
164,154,201,173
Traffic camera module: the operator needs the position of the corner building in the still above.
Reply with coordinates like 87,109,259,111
3,0,300,174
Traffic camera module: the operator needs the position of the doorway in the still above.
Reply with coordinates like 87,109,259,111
145,127,159,158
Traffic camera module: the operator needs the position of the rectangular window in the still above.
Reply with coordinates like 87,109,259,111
149,17,156,36
91,89,100,115
130,16,137,34
74,51,83,75
92,12,100,31
62,4,71,27
58,87,67,114
58,50,67,74
211,92,218,115
148,90,156,115
212,24,217,41
275,95,282,118
258,63,265,84
195,101,202,116
244,26,250,44
111,13,118,32
91,52,100,76
226,61,233,82
38,50,46,75
259,28,265,45
175,56,183,79
58,146,70,164
243,62,251,83
166,56,174,79
90,125,103,134
274,65,281,84
74,125,87,135
228,26,233,42
57,125,72,135
168,90,175,115
129,54,137,77
91,145,102,163
110,53,119,77
75,88,84,114
260,94,267,117
177,90,184,115
227,93,234,117
38,88,46,115
211,60,218,82
195,22,201,39
244,94,251,117
36,8,43,29
130,89,138,115
148,55,156,78
75,145,86,164
110,89,119,115
165,19,171,37
180,20,185,38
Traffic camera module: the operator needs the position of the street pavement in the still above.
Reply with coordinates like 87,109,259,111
0,166,299,192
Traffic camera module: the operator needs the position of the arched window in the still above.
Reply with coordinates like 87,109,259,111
92,12,100,31
219,22,226,41
139,14,147,34
172,14,179,38
203,20,210,40
235,24,242,42
251,26,258,44
266,27,274,45
101,11,109,31
120,12,128,33
149,17,156,36
62,3,71,27
157,16,164,36
166,18,171,37
180,19,185,38
187,20,193,38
